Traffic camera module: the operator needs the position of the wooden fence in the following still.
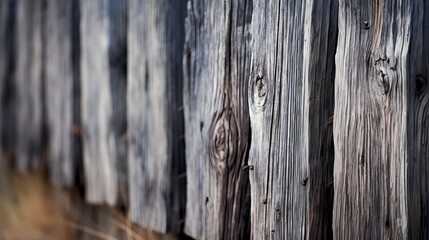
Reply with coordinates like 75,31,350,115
0,0,428,239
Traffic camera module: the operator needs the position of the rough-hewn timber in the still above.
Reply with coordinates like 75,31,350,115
333,0,429,239
127,0,186,233
183,0,252,239
15,0,45,171
248,0,337,239
80,0,127,205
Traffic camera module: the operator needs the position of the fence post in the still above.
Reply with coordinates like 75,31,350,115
183,1,252,239
333,0,429,238
15,0,45,171
79,0,127,206
127,0,187,233
248,0,337,239
45,0,80,187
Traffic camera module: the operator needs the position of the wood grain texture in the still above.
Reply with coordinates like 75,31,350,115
333,0,429,239
15,0,45,171
408,2,429,238
127,0,186,233
248,0,337,239
183,0,252,239
303,1,337,239
45,0,77,187
80,0,127,205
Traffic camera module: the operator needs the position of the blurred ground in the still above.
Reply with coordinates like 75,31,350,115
0,162,70,239
0,160,182,240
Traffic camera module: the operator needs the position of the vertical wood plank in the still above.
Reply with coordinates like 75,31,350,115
303,1,338,239
1,0,17,158
333,0,429,238
0,1,7,131
80,0,127,205
15,0,45,171
45,0,77,187
108,0,128,206
248,0,337,239
127,0,186,233
0,0,9,154
408,2,429,238
183,0,252,239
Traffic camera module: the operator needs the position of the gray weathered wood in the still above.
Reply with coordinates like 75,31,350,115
248,0,337,239
80,0,127,205
45,0,78,187
183,0,252,239
0,1,7,136
333,0,429,239
127,0,186,233
15,0,45,171
0,0,8,153
0,0,17,157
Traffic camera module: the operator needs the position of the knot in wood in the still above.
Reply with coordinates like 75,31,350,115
250,75,267,109
416,74,427,96
209,109,239,170
363,21,370,30
375,62,392,96
275,207,281,222
302,177,309,186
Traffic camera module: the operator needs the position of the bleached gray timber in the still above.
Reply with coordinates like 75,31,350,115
45,0,78,187
15,0,45,171
183,0,252,239
333,0,429,239
80,0,127,205
127,0,186,233
248,0,337,239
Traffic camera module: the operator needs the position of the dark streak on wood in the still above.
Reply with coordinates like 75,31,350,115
0,0,17,160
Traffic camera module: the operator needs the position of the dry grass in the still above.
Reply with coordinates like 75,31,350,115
0,161,182,240
0,169,70,239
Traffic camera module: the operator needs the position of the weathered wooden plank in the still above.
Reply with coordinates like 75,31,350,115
15,0,45,171
80,0,127,205
0,0,17,157
248,0,337,239
45,0,79,187
127,0,186,233
0,0,9,153
0,1,7,129
302,1,338,239
183,0,252,239
333,0,429,239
